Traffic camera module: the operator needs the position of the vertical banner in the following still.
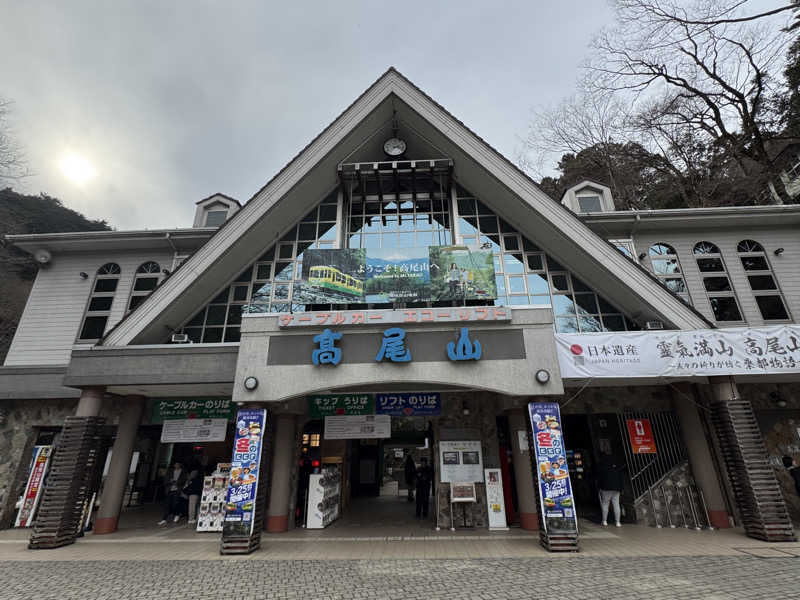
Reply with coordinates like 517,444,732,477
626,418,657,454
223,409,267,537
14,445,52,527
484,468,509,530
528,402,578,533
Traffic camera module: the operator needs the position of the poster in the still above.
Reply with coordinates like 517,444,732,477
151,398,233,423
484,468,509,530
324,414,391,439
439,440,484,483
626,418,657,454
376,392,441,416
223,409,267,537
14,445,52,527
556,325,800,379
528,402,578,533
160,418,228,443
294,246,496,305
309,394,374,418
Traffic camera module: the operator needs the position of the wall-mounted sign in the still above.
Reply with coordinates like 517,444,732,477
439,440,484,483
14,445,51,528
151,398,233,423
160,418,228,443
484,468,508,530
279,307,510,328
626,418,657,454
223,409,267,538
376,393,441,416
324,414,391,439
528,402,578,534
309,394,374,418
556,325,800,379
290,246,496,306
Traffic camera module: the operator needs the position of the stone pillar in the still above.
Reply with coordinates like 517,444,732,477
93,396,145,534
508,409,538,530
266,413,297,533
75,387,105,416
670,384,730,528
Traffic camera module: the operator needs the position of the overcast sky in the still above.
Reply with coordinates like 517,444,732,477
3,2,619,230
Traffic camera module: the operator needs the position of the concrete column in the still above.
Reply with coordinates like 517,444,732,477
93,396,145,534
75,387,105,416
266,413,297,533
508,409,538,530
670,384,731,529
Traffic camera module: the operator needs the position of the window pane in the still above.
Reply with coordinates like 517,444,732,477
602,315,625,331
251,282,271,303
508,276,525,294
205,305,227,326
273,284,290,300
79,316,107,340
756,296,789,320
128,295,146,311
227,305,244,325
479,216,498,233
579,315,603,332
224,327,241,343
526,273,549,294
740,256,769,271
205,210,227,227
571,278,592,293
94,278,118,293
88,297,113,312
555,317,579,333
703,277,732,292
574,293,599,315
748,275,776,290
232,285,249,302
526,254,544,271
653,258,680,274
530,295,551,305
457,198,476,215
503,254,524,274
134,277,158,292
503,235,519,251
551,274,569,292
577,196,602,212
547,257,566,271
663,278,686,293
495,276,506,296
184,327,202,343
552,294,575,315
202,328,223,343
508,296,530,305
186,310,205,327
256,264,272,280
274,262,293,281
696,258,724,272
318,204,337,221
709,297,742,321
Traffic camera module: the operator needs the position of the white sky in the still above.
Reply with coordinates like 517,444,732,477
0,1,784,230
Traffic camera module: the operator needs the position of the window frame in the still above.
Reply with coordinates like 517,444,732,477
77,263,121,342
737,239,791,322
692,241,744,323
127,261,162,313
648,243,691,304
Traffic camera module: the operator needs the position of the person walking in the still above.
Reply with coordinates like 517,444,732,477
596,455,625,527
415,457,433,519
404,455,416,503
184,469,203,524
157,462,187,526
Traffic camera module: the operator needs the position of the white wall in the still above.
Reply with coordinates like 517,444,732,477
5,249,174,366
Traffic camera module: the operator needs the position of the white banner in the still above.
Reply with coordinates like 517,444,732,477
160,418,228,443
484,468,508,530
324,414,391,439
556,325,800,379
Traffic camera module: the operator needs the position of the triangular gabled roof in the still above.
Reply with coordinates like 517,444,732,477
103,68,711,346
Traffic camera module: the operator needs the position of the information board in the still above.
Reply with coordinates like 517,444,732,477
324,414,391,439
484,468,509,530
160,418,228,443
439,440,484,483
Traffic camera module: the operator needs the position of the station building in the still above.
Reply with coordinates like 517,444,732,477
1,69,799,547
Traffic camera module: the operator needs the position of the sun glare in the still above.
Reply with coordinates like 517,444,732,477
59,153,96,184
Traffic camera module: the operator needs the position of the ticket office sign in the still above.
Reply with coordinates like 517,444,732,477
223,409,267,538
528,402,578,533
309,394,374,418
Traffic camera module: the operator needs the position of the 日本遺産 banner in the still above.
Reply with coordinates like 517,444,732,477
223,409,267,538
556,325,800,379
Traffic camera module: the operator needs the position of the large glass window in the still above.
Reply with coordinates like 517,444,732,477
128,261,161,312
693,241,743,322
648,243,690,304
79,263,121,340
737,239,790,321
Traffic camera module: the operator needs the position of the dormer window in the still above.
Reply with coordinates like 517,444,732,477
205,210,228,227
577,195,602,213
193,193,240,228
560,181,615,213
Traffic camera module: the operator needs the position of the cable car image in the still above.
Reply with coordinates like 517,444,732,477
307,265,364,297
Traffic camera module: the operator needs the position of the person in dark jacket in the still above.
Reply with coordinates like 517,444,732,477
158,462,187,525
184,469,204,524
596,455,625,527
404,455,416,502
415,457,433,518
782,456,800,496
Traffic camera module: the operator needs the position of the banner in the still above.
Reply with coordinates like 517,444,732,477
439,440,484,483
528,402,578,533
376,392,441,416
223,409,267,537
151,398,233,423
14,445,52,527
556,325,800,379
626,418,657,454
324,414,391,439
308,394,374,418
294,245,496,305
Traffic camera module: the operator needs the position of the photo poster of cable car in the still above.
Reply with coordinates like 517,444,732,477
296,246,496,305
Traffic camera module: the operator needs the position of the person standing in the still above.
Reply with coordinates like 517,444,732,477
157,462,187,526
184,469,203,524
596,455,625,527
415,457,433,519
404,455,416,503
783,456,800,497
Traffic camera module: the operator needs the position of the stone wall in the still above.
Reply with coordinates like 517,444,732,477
633,461,707,528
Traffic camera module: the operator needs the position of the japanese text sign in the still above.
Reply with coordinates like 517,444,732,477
626,419,657,454
278,307,509,328
528,402,578,533
151,398,233,423
14,446,52,528
308,394,374,418
223,409,267,538
375,393,441,416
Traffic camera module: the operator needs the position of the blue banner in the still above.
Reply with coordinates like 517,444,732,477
528,402,578,533
375,392,441,416
223,409,267,537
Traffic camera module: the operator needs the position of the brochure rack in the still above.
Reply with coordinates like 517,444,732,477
196,468,229,532
306,466,341,529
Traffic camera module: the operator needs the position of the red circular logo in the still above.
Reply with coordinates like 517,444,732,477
570,344,583,356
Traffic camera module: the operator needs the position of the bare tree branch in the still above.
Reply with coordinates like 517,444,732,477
0,99,32,184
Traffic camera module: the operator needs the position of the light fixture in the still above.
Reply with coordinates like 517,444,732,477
79,272,88,279
244,376,259,391
774,247,785,256
535,369,550,384
462,400,470,416
162,268,171,276
638,252,647,260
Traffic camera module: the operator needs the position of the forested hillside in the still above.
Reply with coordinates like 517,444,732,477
0,188,109,362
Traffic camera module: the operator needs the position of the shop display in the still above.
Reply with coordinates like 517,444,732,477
306,465,341,529
196,465,230,532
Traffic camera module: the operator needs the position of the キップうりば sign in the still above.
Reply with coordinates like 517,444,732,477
223,409,267,538
626,418,657,454
309,394,374,418
528,402,578,534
